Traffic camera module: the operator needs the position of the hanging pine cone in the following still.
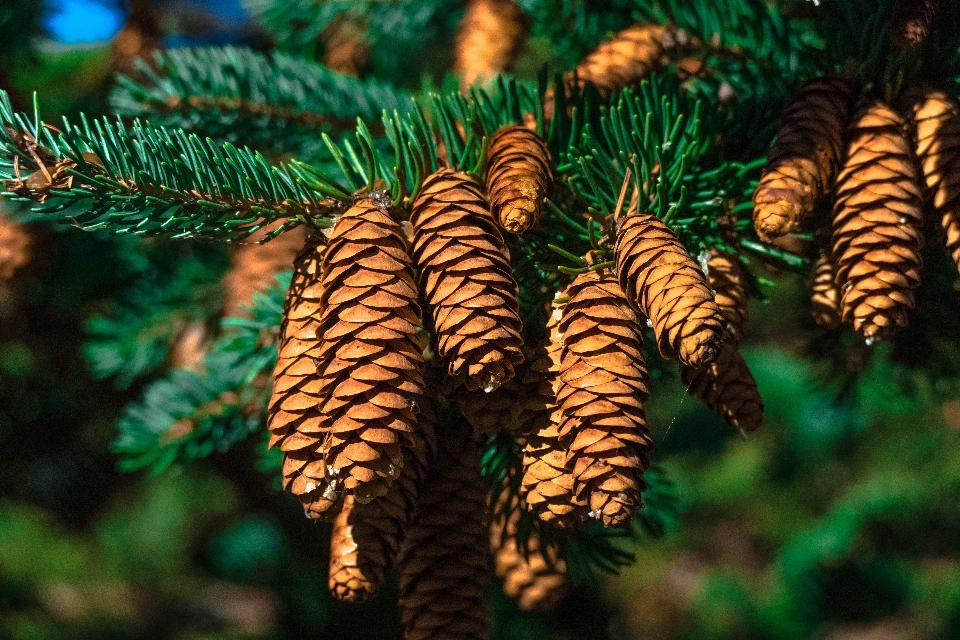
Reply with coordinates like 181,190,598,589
411,169,524,392
224,225,308,318
519,308,588,528
753,76,855,241
455,0,530,92
890,0,942,50
0,213,32,279
267,234,338,518
490,487,567,611
485,125,553,235
314,200,426,502
832,102,924,342
458,379,518,435
399,428,490,640
573,23,672,97
680,343,763,433
615,212,724,368
556,270,653,528
321,14,369,76
911,90,960,274
705,249,750,345
810,252,842,329
268,200,427,514
329,402,436,603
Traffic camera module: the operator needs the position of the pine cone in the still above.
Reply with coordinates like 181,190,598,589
810,251,842,329
911,90,960,273
329,403,437,603
573,24,672,97
321,15,369,76
267,234,337,517
485,125,553,235
753,76,855,241
490,487,566,611
224,225,308,318
399,428,490,640
0,213,32,279
519,308,588,528
458,379,518,435
615,212,724,368
268,200,427,513
890,0,942,50
706,249,749,345
680,343,763,433
411,169,524,392
314,200,426,502
455,0,529,92
556,270,652,528
832,102,924,342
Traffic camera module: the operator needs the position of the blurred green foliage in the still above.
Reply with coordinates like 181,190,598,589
3,1,960,639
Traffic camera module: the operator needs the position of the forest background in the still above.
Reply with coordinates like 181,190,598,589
2,1,960,639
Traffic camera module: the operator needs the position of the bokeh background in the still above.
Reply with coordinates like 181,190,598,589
3,2,960,639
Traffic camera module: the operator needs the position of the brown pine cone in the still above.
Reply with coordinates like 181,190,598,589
399,428,490,640
458,379,518,435
314,200,426,502
0,213,32,279
706,249,749,346
519,307,588,528
574,24,672,97
753,76,855,241
680,343,763,433
556,270,652,528
810,252,842,329
490,487,567,611
455,0,530,92
890,0,942,50
224,225,308,318
832,102,924,342
322,15,369,76
615,212,724,368
329,404,437,603
267,234,336,517
911,90,960,273
411,169,524,392
485,126,553,235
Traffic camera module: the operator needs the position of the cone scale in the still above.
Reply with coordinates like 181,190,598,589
411,168,524,392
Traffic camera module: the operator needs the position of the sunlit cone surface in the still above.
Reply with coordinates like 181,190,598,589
753,76,854,240
573,23,671,97
485,125,553,234
890,0,942,50
314,200,426,502
911,90,960,274
458,379,518,435
455,0,529,91
329,402,436,603
706,249,749,345
267,234,338,518
490,487,567,611
810,252,842,329
0,213,32,279
267,200,426,514
680,343,764,433
556,270,652,528
543,23,672,119
399,429,490,640
411,169,524,392
615,212,724,368
224,225,308,318
832,102,924,342
519,308,588,528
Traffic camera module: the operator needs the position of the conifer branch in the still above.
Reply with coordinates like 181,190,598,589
113,274,287,473
0,92,340,241
110,46,416,159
